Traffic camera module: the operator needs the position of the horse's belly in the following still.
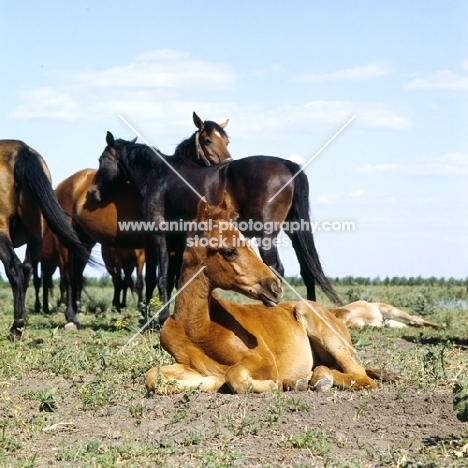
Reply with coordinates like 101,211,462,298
275,334,313,382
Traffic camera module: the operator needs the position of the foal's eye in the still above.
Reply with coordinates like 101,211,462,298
203,138,212,146
221,248,237,260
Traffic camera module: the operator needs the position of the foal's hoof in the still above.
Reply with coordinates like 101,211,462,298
295,379,309,392
314,379,333,392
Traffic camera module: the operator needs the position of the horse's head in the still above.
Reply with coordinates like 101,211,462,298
185,193,283,307
175,112,231,166
88,131,135,202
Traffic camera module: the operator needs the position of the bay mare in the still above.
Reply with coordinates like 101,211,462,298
89,132,341,325
0,140,91,339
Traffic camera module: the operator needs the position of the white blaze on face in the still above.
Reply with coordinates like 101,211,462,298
214,131,221,139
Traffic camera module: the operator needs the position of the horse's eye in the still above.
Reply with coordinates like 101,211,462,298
221,248,237,260
204,139,212,146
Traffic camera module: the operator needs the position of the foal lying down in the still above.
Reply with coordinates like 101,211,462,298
146,195,390,394
330,300,440,329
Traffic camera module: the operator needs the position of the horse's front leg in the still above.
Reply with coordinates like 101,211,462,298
144,232,170,326
155,233,170,324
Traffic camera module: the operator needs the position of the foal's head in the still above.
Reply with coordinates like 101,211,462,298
185,194,283,306
175,112,231,166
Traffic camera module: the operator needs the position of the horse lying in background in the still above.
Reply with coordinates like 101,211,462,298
145,194,387,394
101,245,145,311
330,300,440,329
0,140,91,339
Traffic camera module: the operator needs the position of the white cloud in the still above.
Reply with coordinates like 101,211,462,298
53,50,236,91
9,52,410,135
348,189,365,197
288,154,306,165
294,60,394,83
357,163,407,174
406,61,468,91
10,87,81,120
357,153,468,175
10,50,237,122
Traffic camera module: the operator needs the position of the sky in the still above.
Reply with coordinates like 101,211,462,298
1,1,467,280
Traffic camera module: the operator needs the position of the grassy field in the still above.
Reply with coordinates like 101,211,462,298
0,277,467,467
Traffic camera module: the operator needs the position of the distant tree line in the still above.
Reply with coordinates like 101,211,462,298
330,276,467,287
0,274,466,289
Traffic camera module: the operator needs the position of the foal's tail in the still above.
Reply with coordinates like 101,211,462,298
285,161,341,304
14,147,93,267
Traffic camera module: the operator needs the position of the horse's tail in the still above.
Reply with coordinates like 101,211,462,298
285,161,341,304
14,148,93,267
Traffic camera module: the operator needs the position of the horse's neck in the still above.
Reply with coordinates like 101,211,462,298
173,263,212,340
123,147,163,198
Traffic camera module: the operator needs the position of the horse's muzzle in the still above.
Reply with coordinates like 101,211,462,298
258,276,283,307
87,184,102,202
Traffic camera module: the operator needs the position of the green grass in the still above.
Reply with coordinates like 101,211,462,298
0,278,467,466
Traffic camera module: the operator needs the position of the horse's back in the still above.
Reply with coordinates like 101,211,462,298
226,156,297,220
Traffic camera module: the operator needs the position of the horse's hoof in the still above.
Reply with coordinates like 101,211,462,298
314,379,332,392
7,330,23,342
295,379,309,392
64,322,78,332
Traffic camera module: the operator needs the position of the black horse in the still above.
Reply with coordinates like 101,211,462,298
89,132,341,325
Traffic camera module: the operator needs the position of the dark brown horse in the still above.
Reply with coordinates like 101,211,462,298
0,140,91,339
35,113,230,327
89,133,341,326
102,245,145,310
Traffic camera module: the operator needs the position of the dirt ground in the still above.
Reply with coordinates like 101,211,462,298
1,365,467,467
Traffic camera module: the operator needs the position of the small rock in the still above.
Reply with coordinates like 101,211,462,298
64,322,78,332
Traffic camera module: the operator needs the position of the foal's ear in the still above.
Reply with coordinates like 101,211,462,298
219,119,229,129
196,196,210,221
106,131,115,147
130,137,137,144
219,191,238,220
193,112,205,131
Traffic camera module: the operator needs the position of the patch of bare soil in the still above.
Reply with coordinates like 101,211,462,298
2,373,467,467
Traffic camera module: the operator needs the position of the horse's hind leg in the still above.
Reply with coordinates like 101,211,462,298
294,302,377,390
33,262,42,313
0,233,26,339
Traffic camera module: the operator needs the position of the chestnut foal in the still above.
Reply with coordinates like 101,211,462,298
146,195,381,394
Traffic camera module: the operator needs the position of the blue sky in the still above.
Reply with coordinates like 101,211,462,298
2,1,467,280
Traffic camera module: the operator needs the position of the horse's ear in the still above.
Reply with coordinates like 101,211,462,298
106,131,115,147
196,196,210,222
193,112,205,131
130,137,137,144
219,119,229,129
219,191,238,220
